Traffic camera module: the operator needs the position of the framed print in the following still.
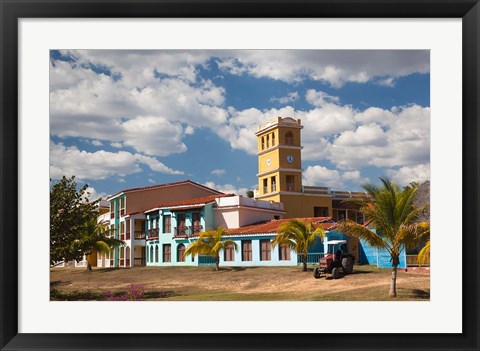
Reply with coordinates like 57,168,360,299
1,0,479,350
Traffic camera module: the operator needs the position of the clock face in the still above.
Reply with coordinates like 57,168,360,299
286,155,294,164
266,158,271,166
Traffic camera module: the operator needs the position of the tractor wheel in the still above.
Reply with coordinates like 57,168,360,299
332,267,340,279
342,256,354,274
313,268,321,279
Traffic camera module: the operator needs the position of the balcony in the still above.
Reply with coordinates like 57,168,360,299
135,231,146,240
120,208,125,217
110,212,115,219
175,226,187,238
147,228,158,239
174,225,203,238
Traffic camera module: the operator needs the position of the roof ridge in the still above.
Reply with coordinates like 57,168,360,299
107,179,224,200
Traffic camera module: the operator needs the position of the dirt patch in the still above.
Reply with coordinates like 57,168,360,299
50,265,430,301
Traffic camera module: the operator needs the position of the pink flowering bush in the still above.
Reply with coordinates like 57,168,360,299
104,284,145,301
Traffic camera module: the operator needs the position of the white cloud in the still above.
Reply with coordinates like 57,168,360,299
203,181,251,197
91,139,103,146
148,178,155,184
270,92,299,104
305,89,340,106
84,186,108,201
49,142,183,180
335,123,387,147
303,166,343,188
215,50,429,87
110,142,123,148
211,169,226,176
386,163,430,186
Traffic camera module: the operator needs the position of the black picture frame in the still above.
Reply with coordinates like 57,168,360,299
1,1,479,350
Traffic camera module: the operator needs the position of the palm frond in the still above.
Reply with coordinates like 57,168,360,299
417,240,430,265
335,220,388,250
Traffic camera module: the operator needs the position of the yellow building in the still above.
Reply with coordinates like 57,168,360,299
255,117,366,222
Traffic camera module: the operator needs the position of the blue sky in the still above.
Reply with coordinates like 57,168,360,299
49,50,430,199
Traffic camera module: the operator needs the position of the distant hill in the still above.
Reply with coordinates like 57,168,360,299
414,180,430,221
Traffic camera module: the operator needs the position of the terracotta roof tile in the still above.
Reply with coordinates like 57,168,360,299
224,217,334,236
107,180,223,200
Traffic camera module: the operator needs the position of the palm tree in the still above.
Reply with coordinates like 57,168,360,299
184,227,238,271
272,219,326,272
335,178,423,297
77,219,123,272
416,222,430,266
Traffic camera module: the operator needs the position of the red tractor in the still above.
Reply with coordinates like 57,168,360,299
313,240,355,279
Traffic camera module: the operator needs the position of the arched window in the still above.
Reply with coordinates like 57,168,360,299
272,133,276,146
177,244,186,262
155,245,159,262
149,246,153,263
261,136,265,150
285,131,294,145
266,134,270,148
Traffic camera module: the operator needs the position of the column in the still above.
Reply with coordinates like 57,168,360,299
130,218,135,267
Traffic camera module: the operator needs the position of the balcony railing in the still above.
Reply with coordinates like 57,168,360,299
175,226,187,237
147,228,158,239
297,253,325,265
135,231,146,240
174,225,203,238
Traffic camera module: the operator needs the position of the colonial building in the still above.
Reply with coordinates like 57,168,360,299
97,180,224,268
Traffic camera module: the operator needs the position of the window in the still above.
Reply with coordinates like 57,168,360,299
224,243,235,262
334,209,347,221
163,244,171,262
176,214,186,236
271,176,276,192
314,207,329,217
272,133,275,146
266,134,270,148
242,240,252,261
261,136,265,150
263,178,268,194
286,175,295,192
285,131,294,145
260,240,272,261
149,246,153,263
155,245,159,262
192,212,201,234
177,244,186,262
163,215,171,233
279,244,291,261
110,202,115,219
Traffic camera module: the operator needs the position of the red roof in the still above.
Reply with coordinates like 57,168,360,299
224,217,335,236
145,193,235,213
107,180,224,200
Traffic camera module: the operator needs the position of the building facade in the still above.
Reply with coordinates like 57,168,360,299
97,180,224,268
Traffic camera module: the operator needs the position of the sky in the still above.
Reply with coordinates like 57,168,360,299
49,50,430,200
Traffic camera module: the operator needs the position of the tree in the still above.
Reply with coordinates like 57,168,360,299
77,218,123,271
272,219,326,272
184,227,238,271
335,178,423,297
416,222,430,266
246,190,254,198
50,176,99,265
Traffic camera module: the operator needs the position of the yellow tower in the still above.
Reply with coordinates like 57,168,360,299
255,117,333,218
256,117,302,199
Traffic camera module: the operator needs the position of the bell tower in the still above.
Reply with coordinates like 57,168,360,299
255,117,303,202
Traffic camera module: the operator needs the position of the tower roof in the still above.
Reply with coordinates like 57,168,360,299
256,117,303,135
